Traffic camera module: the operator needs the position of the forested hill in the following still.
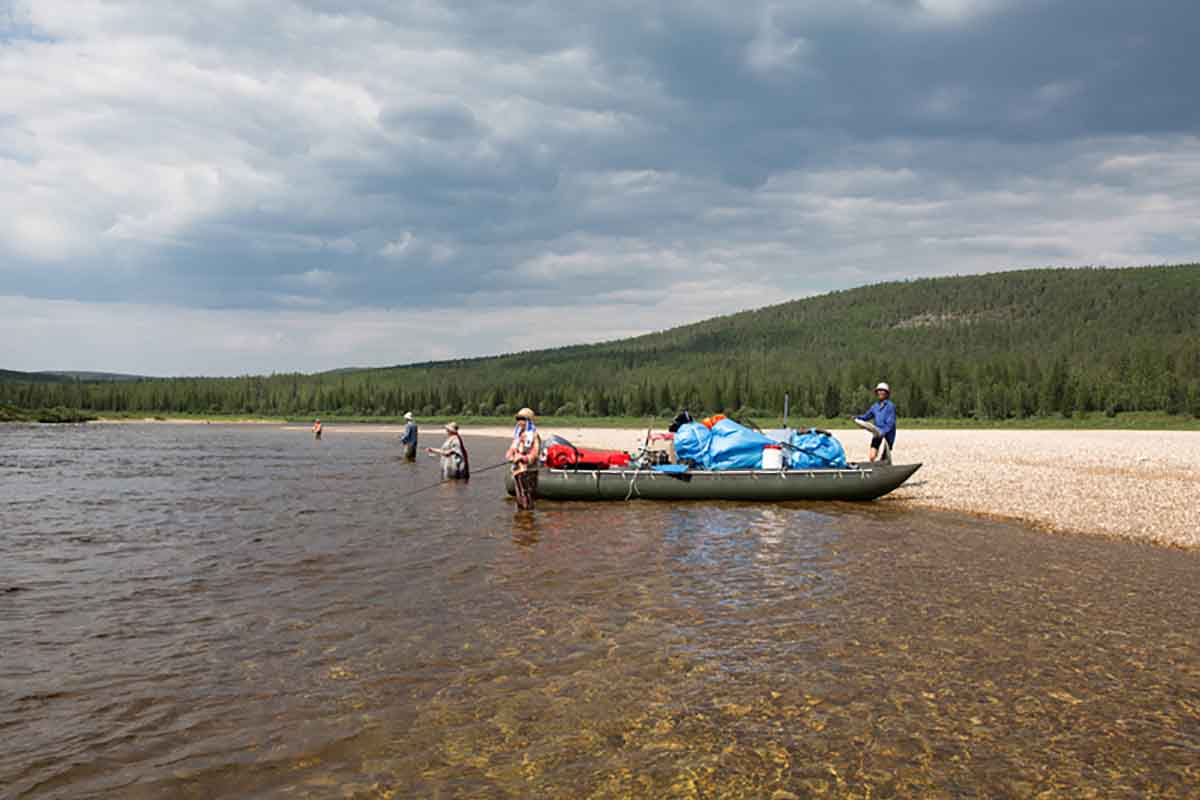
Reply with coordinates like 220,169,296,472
0,369,144,383
3,264,1199,420
0,369,71,383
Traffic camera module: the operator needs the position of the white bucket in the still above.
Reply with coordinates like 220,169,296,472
762,444,784,471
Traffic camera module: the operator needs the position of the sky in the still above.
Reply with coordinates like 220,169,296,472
2,0,1198,376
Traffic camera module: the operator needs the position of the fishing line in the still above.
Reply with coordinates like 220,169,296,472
394,460,510,501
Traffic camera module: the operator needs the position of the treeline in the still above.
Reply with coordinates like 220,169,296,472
0,405,95,423
3,265,1199,421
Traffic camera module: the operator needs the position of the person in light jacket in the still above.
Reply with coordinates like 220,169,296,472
505,408,541,510
426,422,470,480
854,382,896,462
400,411,418,461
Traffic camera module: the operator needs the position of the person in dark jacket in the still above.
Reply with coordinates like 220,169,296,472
400,411,418,461
854,382,896,462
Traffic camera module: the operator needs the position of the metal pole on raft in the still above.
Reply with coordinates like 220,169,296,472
783,393,790,431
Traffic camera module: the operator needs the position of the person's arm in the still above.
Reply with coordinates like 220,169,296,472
854,406,874,422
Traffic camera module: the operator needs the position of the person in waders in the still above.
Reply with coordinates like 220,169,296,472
312,419,322,440
400,411,418,462
426,421,470,480
506,408,541,510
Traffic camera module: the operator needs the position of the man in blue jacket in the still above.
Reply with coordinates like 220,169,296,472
854,382,896,462
400,411,418,462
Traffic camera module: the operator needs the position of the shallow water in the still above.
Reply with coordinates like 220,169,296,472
1,423,1197,798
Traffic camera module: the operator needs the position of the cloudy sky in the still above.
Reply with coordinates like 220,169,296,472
2,0,1197,375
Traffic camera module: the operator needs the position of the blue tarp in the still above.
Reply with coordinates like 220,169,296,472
788,429,848,469
672,422,712,466
673,418,776,470
673,419,849,470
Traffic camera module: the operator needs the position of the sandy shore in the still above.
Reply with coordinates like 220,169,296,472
461,425,1198,549
91,418,284,425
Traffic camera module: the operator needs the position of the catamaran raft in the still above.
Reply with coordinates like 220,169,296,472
505,414,920,503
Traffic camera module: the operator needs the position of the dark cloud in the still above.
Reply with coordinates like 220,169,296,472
1,0,1198,371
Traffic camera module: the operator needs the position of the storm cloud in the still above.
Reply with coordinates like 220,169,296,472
2,0,1197,373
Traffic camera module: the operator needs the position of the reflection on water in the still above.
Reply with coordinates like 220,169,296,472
1,423,1198,798
510,509,541,547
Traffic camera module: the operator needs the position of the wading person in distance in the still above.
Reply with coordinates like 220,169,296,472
312,418,322,440
853,382,896,462
426,421,470,480
400,411,418,462
506,408,541,510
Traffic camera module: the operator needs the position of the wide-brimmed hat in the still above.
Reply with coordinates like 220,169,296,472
404,411,414,420
875,382,891,394
444,421,459,433
515,407,536,421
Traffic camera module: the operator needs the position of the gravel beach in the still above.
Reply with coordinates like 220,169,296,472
460,425,1198,549
882,429,1198,549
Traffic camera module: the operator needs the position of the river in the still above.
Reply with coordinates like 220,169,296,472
1,423,1197,797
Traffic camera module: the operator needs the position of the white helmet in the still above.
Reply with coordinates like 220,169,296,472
875,382,891,394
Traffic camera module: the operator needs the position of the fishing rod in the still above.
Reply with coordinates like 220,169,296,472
394,460,511,501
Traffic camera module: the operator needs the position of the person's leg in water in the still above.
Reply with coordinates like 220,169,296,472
514,470,538,510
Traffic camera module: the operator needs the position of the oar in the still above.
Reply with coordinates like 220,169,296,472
394,461,510,501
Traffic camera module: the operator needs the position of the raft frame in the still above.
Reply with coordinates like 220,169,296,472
504,462,921,502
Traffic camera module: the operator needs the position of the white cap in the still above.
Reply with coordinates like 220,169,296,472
875,382,890,394
404,411,414,420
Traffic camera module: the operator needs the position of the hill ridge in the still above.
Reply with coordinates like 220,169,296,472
3,264,1199,420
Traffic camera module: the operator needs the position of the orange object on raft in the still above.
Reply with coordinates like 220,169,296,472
700,414,727,429
544,445,632,470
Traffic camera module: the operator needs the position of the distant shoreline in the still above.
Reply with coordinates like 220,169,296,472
80,411,1200,431
90,417,280,425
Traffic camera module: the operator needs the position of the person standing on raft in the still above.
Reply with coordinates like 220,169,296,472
426,421,470,480
853,382,896,462
400,411,418,462
312,419,322,440
506,408,541,510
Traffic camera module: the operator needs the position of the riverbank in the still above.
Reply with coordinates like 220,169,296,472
90,416,282,425
463,426,1199,550
0,405,96,423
